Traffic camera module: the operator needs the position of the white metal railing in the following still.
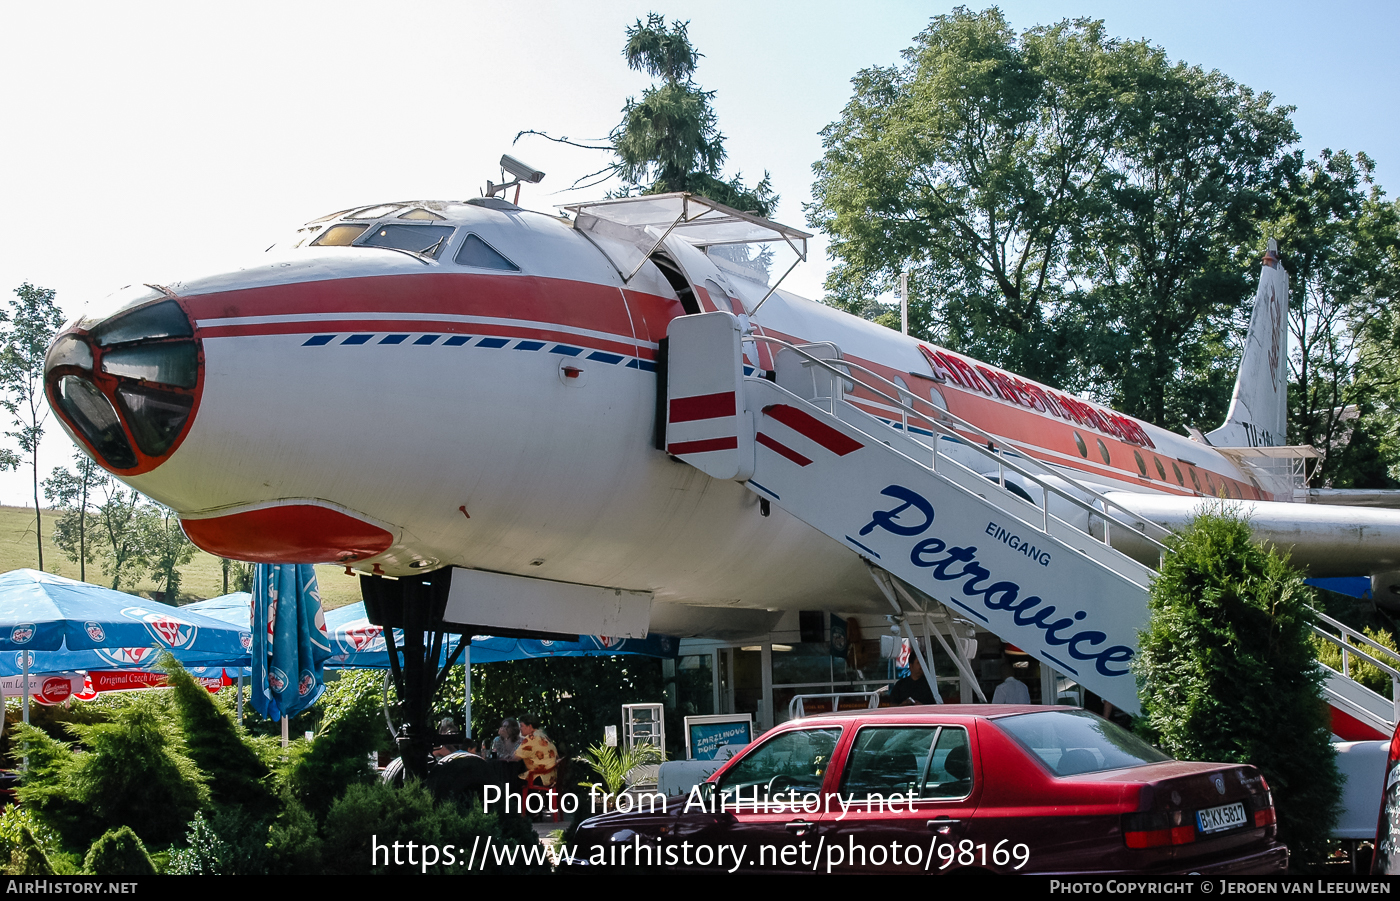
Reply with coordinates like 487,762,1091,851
750,335,1172,558
1311,608,1400,725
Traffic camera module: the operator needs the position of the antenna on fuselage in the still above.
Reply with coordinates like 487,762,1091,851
485,154,545,204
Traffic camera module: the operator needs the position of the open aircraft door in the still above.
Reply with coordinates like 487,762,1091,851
563,192,810,372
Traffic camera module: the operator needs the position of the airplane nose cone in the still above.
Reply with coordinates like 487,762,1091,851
45,289,201,475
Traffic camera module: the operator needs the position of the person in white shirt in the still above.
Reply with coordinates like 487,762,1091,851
992,672,1030,704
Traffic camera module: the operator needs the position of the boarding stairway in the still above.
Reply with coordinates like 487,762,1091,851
664,311,1397,736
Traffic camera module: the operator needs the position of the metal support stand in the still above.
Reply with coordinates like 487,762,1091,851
363,570,466,782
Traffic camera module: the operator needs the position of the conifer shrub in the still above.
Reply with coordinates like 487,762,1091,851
167,808,273,875
82,827,156,876
13,693,207,851
266,795,324,876
283,675,384,819
1133,507,1341,866
318,780,542,875
161,655,278,817
4,824,55,876
0,803,60,876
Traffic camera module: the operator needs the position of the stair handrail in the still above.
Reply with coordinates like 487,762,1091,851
749,335,1172,555
1311,609,1400,687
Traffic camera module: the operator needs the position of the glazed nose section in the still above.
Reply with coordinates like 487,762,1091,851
45,295,201,475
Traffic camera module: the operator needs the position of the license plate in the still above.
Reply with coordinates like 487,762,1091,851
1196,802,1247,834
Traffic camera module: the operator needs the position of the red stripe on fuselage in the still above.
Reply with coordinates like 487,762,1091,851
183,272,663,358
669,392,736,423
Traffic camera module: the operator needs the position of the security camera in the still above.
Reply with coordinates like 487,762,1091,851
500,155,545,184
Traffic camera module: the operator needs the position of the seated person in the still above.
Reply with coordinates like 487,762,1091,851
515,715,559,788
428,736,497,805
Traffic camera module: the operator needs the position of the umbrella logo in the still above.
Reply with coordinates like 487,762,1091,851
598,635,624,649
74,674,98,702
342,621,383,653
85,622,105,642
122,607,198,649
12,651,32,669
269,666,288,693
39,677,72,704
95,647,155,667
10,624,34,644
298,670,316,697
239,632,252,650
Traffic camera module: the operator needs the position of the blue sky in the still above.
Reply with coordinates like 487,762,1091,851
0,0,1393,506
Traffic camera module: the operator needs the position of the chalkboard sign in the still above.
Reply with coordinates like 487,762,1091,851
684,714,754,760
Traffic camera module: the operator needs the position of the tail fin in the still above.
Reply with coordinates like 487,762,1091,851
1205,239,1289,448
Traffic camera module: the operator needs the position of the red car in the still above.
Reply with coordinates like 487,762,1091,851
566,706,1287,874
1371,722,1400,873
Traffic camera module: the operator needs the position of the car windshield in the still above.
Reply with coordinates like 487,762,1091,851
995,709,1171,776
715,728,841,796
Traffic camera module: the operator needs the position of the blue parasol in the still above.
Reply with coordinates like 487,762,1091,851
249,564,332,722
187,596,679,667
0,569,252,675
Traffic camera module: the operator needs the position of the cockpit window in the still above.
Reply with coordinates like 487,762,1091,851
399,208,446,221
454,233,519,271
313,224,369,247
362,224,454,259
309,207,354,224
346,203,406,220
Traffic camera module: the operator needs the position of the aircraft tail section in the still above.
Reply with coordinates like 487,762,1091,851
1206,240,1289,448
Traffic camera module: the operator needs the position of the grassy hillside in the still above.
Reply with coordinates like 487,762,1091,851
0,504,363,610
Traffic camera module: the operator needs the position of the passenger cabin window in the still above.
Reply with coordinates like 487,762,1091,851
454,233,520,271
362,224,454,259
840,726,973,800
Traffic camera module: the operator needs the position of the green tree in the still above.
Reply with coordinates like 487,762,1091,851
466,656,664,760
43,449,110,582
809,10,1296,430
521,13,775,217
1273,152,1400,485
221,557,255,594
0,283,65,569
92,481,149,590
1133,507,1340,866
142,501,194,602
810,10,1128,382
1076,58,1295,430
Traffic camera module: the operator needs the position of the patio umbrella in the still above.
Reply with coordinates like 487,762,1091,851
249,564,331,726
0,569,253,718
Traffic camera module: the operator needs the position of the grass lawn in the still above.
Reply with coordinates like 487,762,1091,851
0,504,364,610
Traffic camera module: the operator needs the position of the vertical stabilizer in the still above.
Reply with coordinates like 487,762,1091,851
1206,240,1289,447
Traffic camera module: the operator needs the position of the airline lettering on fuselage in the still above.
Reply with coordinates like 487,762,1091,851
859,485,1133,678
918,346,1155,449
985,521,1051,567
